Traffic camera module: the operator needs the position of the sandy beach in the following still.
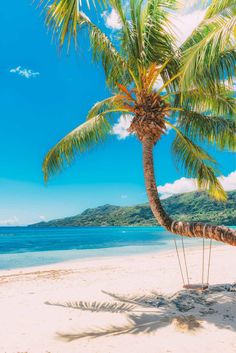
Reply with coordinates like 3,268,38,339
0,244,236,353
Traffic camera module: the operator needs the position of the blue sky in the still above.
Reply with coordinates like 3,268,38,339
0,1,235,225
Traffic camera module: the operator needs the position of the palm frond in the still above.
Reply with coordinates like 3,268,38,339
178,111,236,151
43,115,111,181
39,0,107,45
113,0,144,69
113,0,179,84
143,0,178,65
41,4,130,87
87,20,131,87
181,0,236,91
141,0,181,92
157,72,181,95
43,1,87,49
175,86,236,116
142,59,172,92
193,48,236,91
86,95,131,120
205,0,235,19
167,122,227,201
109,0,141,83
130,0,145,61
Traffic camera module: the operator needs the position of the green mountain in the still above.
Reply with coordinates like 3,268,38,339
29,190,236,227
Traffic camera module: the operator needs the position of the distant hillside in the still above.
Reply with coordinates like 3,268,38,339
29,190,236,227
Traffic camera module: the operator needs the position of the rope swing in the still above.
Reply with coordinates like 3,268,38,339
172,221,213,291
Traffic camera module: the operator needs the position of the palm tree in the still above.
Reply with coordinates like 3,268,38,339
41,0,236,245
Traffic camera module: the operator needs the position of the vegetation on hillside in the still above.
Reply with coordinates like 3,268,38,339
31,191,236,227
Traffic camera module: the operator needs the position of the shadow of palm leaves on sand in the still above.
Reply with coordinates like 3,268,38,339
102,290,170,308
59,313,172,341
46,283,236,341
45,300,135,313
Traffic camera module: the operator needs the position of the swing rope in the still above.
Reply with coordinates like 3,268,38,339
200,224,207,288
181,236,190,286
173,238,185,286
207,239,213,285
172,222,184,285
172,221,190,286
201,224,213,288
172,221,213,290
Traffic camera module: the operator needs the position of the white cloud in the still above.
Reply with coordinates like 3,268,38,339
102,8,122,30
10,66,40,79
0,216,19,226
170,8,207,44
153,76,164,91
219,171,236,191
159,170,236,199
222,79,236,90
112,114,133,140
159,177,197,199
39,215,47,222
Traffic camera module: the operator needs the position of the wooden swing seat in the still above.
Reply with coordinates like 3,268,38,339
183,283,209,291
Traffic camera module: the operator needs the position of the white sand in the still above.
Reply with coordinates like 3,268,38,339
0,244,236,353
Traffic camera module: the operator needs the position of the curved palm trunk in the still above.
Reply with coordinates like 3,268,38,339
142,137,236,246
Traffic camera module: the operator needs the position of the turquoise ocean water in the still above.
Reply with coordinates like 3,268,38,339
0,226,222,270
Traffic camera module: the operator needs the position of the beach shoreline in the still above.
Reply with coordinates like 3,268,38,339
0,244,236,353
0,240,220,275
0,224,223,272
